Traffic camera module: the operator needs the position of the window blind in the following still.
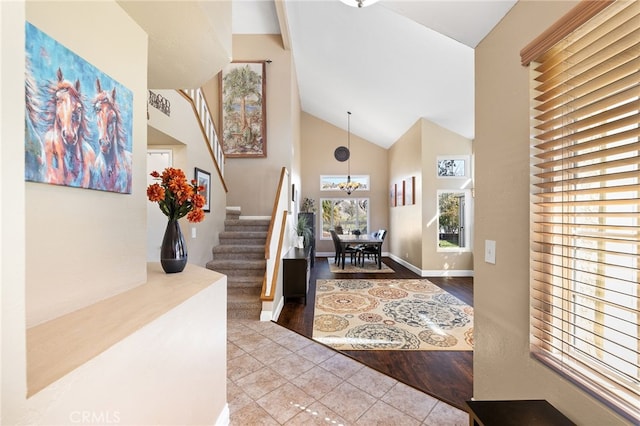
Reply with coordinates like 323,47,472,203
528,1,639,422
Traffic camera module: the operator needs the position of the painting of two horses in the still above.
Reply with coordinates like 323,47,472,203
25,22,133,194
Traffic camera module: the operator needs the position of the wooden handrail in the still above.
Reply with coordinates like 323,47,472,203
178,89,228,193
264,167,288,260
261,210,288,302
260,167,290,302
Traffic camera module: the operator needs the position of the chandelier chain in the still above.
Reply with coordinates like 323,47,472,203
339,111,360,195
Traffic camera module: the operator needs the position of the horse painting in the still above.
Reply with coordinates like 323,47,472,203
42,68,95,187
25,56,46,182
92,78,132,193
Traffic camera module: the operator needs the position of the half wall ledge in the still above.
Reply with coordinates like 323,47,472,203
25,263,227,425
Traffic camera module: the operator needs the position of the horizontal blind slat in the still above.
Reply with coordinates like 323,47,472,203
532,113,639,147
533,70,639,115
534,23,640,87
533,85,639,132
532,123,640,154
533,170,640,189
535,41,639,89
530,300,640,351
533,151,640,178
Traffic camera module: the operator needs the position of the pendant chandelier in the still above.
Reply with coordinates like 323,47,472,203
338,111,360,195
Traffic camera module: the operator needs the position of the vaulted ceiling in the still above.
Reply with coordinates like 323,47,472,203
233,0,517,148
121,0,517,149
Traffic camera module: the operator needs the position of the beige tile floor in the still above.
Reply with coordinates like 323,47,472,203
228,319,469,425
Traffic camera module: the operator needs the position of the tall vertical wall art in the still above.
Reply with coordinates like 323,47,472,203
219,61,267,158
25,22,134,193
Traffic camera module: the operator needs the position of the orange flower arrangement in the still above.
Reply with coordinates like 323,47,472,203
147,167,206,223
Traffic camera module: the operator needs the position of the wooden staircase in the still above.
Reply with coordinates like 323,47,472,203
206,207,269,320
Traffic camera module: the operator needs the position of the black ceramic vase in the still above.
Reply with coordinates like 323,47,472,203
160,219,187,273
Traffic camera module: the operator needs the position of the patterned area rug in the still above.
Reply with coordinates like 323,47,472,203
312,279,474,351
327,258,394,273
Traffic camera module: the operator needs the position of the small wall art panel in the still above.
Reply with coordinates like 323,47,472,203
405,176,415,205
25,22,134,194
390,184,396,207
195,168,211,212
396,180,404,206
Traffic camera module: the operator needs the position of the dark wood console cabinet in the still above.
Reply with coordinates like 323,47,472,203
283,246,310,304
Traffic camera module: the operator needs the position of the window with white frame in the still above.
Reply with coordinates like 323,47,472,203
437,190,471,251
524,1,639,422
320,198,369,239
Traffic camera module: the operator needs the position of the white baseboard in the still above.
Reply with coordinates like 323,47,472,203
315,253,474,277
386,253,421,275
388,253,474,277
264,297,285,322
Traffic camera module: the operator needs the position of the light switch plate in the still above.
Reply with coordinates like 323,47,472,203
485,240,496,264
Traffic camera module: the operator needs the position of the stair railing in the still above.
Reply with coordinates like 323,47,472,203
261,167,290,305
178,89,227,192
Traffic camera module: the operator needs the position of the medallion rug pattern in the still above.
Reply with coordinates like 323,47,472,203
312,279,474,351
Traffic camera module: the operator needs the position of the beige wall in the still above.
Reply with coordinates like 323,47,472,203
146,90,227,267
389,121,422,267
2,0,29,419
300,112,389,255
3,2,229,424
421,119,473,273
290,57,303,216
222,34,296,217
389,118,473,274
474,1,627,424
25,1,148,327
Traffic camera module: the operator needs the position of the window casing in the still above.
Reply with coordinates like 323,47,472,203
320,198,369,239
527,1,639,422
437,189,471,251
320,175,370,191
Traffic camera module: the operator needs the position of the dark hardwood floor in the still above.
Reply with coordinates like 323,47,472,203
276,256,473,411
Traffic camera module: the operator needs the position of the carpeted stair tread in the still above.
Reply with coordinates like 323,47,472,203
213,245,265,253
228,287,262,297
225,225,270,233
226,275,263,285
206,259,266,269
212,245,265,260
210,207,269,320
218,232,268,246
224,219,270,226
227,292,262,313
227,308,262,320
219,231,267,238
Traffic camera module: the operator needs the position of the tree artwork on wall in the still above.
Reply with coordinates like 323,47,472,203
219,61,267,158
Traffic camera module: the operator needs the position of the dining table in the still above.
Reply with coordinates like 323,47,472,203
337,233,384,270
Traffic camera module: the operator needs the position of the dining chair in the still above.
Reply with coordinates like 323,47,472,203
360,229,386,266
330,229,358,268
